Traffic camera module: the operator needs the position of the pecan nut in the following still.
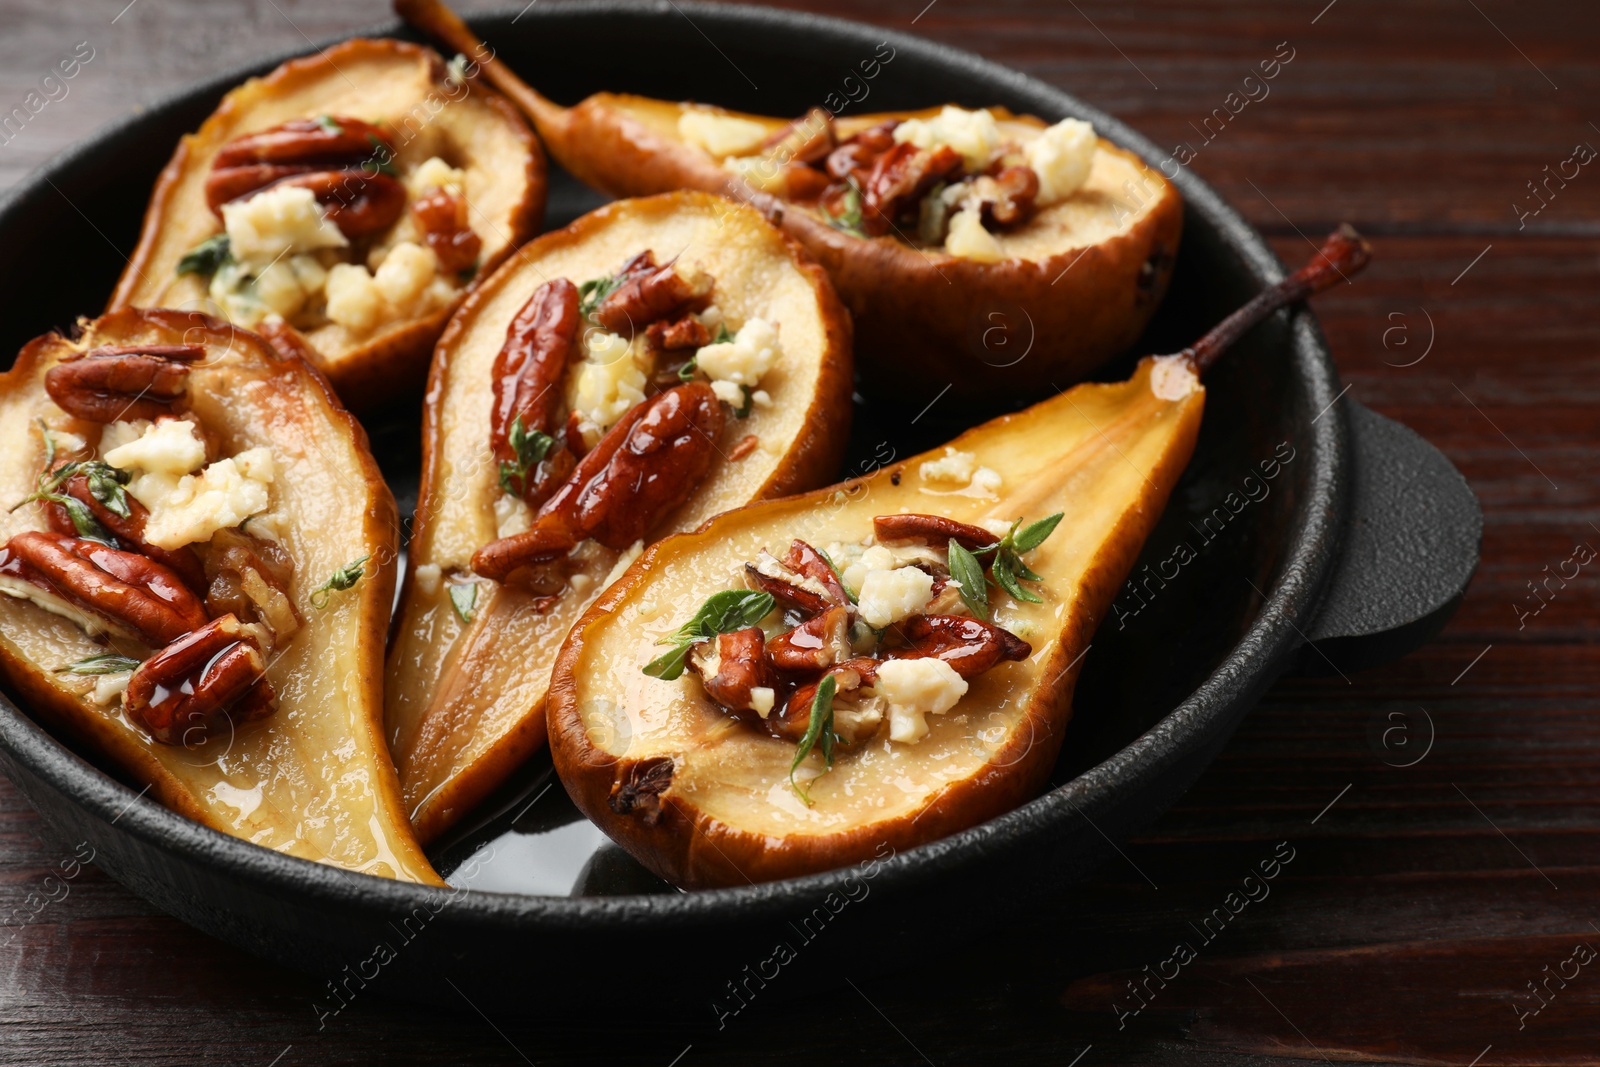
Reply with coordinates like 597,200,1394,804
205,117,405,238
42,466,208,594
765,604,852,673
743,539,851,616
872,513,998,552
412,186,483,275
769,658,880,742
978,165,1041,230
892,613,1031,678
687,627,775,718
0,531,208,646
490,277,583,504
203,528,301,649
857,142,965,237
592,259,713,338
473,383,726,585
125,614,277,745
44,344,202,423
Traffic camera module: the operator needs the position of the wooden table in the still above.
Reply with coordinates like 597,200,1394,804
2,1,1596,1063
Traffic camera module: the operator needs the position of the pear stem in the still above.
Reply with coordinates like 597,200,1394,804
394,0,567,135
1184,224,1372,375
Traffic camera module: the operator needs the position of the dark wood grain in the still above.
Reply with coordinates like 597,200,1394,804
2,1,1597,1064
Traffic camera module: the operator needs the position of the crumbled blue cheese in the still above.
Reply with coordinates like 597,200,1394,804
110,421,274,550
678,110,769,158
1025,118,1097,205
919,448,978,484
102,417,206,475
945,207,1005,262
874,657,969,743
570,331,648,432
412,563,443,596
893,106,1001,171
696,317,780,384
857,564,934,628
406,156,466,197
222,184,347,261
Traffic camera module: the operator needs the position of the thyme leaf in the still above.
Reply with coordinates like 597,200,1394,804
497,415,556,496
642,589,775,681
449,581,478,624
789,674,837,804
55,652,141,676
176,234,232,278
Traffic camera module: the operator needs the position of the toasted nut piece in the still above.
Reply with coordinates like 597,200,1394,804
766,604,852,673
857,143,965,237
824,121,898,181
0,531,208,646
210,116,396,173
125,615,277,745
203,528,301,649
758,107,836,167
769,658,879,741
44,345,202,423
473,382,726,586
592,260,713,337
688,627,775,717
782,539,851,605
489,277,583,503
872,513,998,551
412,186,483,274
893,613,1031,678
273,170,407,240
205,117,406,238
41,465,207,594
979,165,1041,230
646,315,712,352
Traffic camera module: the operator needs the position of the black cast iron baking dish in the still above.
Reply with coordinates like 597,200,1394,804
0,2,1479,1015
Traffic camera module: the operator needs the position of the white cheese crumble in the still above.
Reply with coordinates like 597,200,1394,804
696,316,781,388
840,544,896,597
919,448,978,484
875,657,968,744
413,562,442,595
570,331,648,431
494,493,533,539
324,243,450,334
857,565,934,628
222,184,347,261
1026,117,1097,205
750,686,776,719
406,156,466,197
103,417,205,475
130,449,275,550
945,207,1005,262
893,106,1001,171
678,110,769,158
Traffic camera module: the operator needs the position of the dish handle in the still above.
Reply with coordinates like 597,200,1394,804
1292,399,1481,676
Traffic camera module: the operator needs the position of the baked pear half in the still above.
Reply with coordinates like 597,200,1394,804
386,190,852,842
398,0,1180,406
109,38,544,408
548,227,1371,888
0,308,439,884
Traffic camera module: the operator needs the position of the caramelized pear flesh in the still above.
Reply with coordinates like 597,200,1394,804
110,38,544,408
0,309,440,884
395,0,1181,406
385,191,853,842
